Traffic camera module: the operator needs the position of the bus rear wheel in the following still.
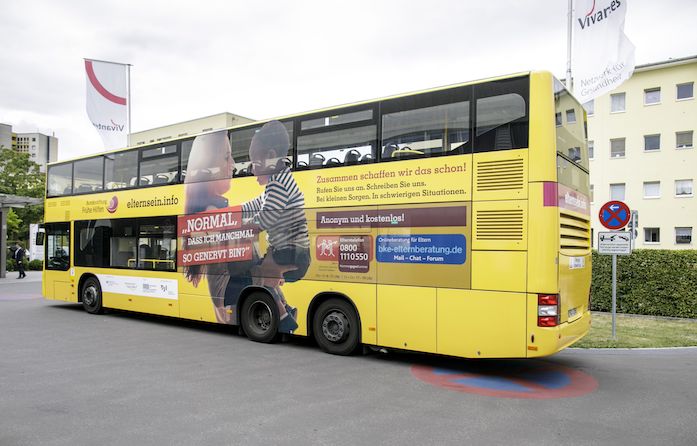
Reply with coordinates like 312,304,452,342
313,298,360,356
81,277,104,314
241,292,279,343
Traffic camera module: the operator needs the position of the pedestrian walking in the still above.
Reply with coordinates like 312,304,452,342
14,243,26,279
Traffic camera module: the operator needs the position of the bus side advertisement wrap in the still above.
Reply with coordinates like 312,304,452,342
304,155,471,207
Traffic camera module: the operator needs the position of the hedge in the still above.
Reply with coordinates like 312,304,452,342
5,259,43,272
591,250,697,318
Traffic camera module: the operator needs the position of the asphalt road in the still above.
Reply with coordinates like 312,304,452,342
1,279,696,445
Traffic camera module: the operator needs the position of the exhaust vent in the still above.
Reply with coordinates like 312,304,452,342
475,209,524,241
560,212,591,253
476,158,525,192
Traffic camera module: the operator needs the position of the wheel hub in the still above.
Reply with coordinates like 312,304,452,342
322,311,349,343
83,286,97,306
250,301,272,332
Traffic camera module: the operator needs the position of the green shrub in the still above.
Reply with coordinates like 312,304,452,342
6,259,15,272
28,259,43,270
591,250,697,318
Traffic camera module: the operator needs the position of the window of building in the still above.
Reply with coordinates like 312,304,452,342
675,179,693,197
644,134,660,151
610,93,625,112
583,100,594,115
676,227,692,244
555,112,562,126
644,228,660,244
676,131,693,149
610,138,625,158
32,137,36,142
566,109,576,124
677,82,694,100
610,183,625,201
567,146,581,162
643,181,660,198
588,141,594,159
644,88,661,105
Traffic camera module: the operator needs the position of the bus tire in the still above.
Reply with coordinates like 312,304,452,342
313,298,360,356
81,277,104,315
241,291,279,344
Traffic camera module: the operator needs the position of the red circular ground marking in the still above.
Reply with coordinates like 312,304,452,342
411,360,598,399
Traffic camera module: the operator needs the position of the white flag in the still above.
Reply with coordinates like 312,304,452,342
571,0,635,103
85,59,129,149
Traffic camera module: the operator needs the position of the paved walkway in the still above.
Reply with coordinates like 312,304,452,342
0,272,42,285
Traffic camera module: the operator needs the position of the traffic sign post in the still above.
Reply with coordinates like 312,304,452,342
598,201,633,340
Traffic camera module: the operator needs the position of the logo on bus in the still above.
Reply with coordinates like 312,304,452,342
107,196,118,213
316,236,339,260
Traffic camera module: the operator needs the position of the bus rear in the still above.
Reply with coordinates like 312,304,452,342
525,74,592,357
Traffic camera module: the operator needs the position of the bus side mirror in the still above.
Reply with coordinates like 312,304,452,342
36,232,45,246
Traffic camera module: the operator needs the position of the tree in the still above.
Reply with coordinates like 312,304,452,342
0,148,45,242
6,208,21,242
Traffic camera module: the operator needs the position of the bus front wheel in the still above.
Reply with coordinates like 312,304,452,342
313,298,360,356
81,277,104,314
241,292,279,343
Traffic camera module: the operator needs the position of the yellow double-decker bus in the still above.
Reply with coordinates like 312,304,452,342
43,71,591,358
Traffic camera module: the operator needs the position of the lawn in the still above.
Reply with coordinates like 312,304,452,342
572,312,697,348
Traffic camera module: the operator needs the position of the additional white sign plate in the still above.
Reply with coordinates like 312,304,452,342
97,274,178,299
598,231,632,255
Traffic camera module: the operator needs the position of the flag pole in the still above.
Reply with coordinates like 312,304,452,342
566,0,574,91
127,64,132,144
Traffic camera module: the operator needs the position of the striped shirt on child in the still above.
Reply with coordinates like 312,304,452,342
242,167,310,250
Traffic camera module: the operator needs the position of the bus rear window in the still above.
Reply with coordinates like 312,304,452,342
554,78,588,170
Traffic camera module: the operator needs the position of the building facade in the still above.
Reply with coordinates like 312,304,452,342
0,123,12,150
587,55,696,249
128,112,253,147
0,123,58,173
14,132,58,173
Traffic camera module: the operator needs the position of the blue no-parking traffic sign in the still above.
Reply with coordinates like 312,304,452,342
599,200,631,230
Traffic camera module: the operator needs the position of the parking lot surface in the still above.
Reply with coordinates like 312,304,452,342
1,280,696,445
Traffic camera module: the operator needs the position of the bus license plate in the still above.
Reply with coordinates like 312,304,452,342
568,307,578,319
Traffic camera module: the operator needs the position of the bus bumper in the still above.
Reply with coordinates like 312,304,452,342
526,309,591,358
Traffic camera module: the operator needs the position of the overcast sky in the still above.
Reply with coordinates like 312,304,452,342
2,0,695,160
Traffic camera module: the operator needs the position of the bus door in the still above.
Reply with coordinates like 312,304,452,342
42,222,74,301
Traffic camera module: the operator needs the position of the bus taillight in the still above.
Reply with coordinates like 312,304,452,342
537,294,559,327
